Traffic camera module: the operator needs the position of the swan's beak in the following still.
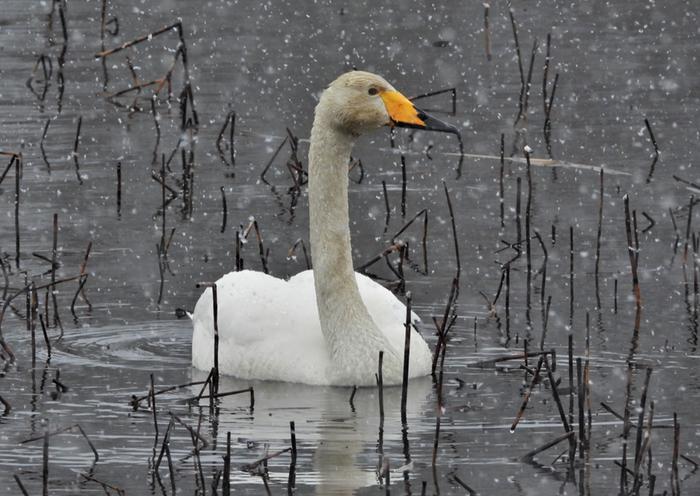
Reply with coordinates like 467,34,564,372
381,90,460,135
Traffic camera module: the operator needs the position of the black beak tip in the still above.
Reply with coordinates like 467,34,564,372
393,108,460,136
417,110,460,135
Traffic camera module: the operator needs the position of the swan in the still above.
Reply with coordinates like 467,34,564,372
192,71,459,386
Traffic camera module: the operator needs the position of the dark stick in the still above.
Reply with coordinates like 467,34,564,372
520,38,539,126
672,413,680,495
499,133,505,228
585,316,592,442
13,475,29,496
382,180,391,233
577,357,585,458
534,231,549,347
383,458,390,494
509,8,525,122
150,97,161,164
431,277,459,376
516,177,522,244
632,400,655,493
634,368,653,467
505,264,511,341
0,394,10,415
260,137,288,184
40,118,52,172
683,195,694,264
641,211,655,233
376,350,384,422
116,161,122,217
620,363,633,493
568,334,574,438
216,110,236,167
521,431,575,462
243,220,269,274
235,230,242,271
212,284,219,397
468,349,554,369
56,4,66,112
154,417,174,471
400,292,412,425
376,350,385,474
95,22,183,58
544,73,560,158
452,473,476,495
42,427,49,496
229,111,235,166
543,33,551,115
288,238,311,270
15,155,21,268
431,415,441,467
483,4,491,61
644,118,660,156
443,182,461,278
511,355,544,432
525,149,533,335
288,421,297,493
408,88,457,115
0,155,16,187
189,387,254,403
150,373,159,457
543,355,570,433
672,174,700,191
70,275,88,318
38,308,52,357
51,213,59,327
164,444,176,495
401,155,407,217
72,116,83,184
595,169,604,309
223,431,231,496
624,195,641,306
290,420,297,464
169,413,208,450
30,284,37,366
349,385,357,411
130,380,207,410
220,187,227,233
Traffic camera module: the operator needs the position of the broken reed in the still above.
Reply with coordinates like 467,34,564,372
644,117,660,183
216,110,236,167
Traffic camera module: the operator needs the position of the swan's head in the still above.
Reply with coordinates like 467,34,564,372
318,70,458,136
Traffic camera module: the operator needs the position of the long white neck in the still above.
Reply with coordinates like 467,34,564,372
308,105,393,376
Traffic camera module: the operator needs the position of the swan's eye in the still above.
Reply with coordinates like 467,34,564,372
368,87,379,96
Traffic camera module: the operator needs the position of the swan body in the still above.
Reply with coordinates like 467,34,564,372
191,270,431,386
192,71,458,386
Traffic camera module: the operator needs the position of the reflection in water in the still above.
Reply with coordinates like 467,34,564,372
200,372,433,495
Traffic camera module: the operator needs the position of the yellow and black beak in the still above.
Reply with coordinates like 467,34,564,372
380,90,460,135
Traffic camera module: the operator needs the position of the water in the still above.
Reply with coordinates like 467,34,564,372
0,0,699,494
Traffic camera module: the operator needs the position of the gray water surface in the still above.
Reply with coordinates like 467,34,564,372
0,0,699,494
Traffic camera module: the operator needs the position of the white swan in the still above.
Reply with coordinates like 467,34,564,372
192,71,459,386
